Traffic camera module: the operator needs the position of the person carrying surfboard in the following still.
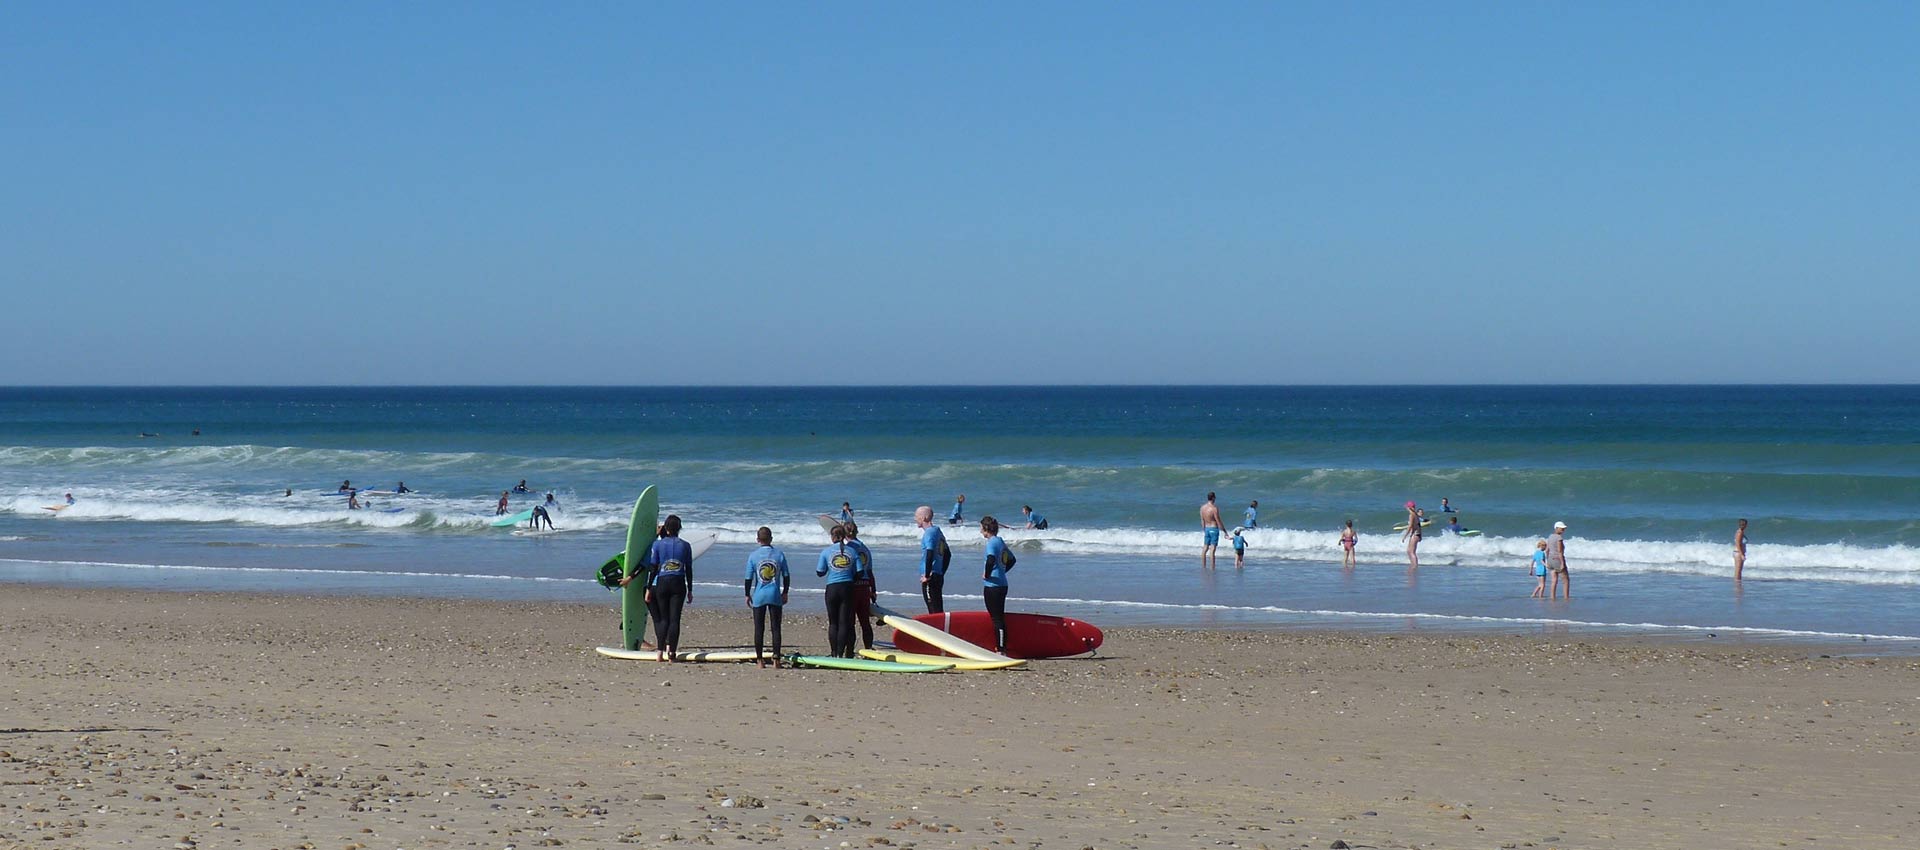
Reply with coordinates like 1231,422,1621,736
979,516,1017,655
843,521,878,651
631,514,693,662
915,506,951,613
744,526,791,669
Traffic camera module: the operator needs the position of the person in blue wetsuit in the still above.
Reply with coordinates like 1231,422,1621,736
1443,516,1464,536
513,479,531,494
395,482,412,494
843,521,877,650
915,505,951,613
1231,527,1247,568
979,516,1017,655
837,502,854,525
622,514,693,662
744,526,791,668
1021,505,1048,530
817,524,861,658
1244,500,1259,528
949,495,965,526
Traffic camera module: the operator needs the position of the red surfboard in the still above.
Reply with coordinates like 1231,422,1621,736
892,611,1103,659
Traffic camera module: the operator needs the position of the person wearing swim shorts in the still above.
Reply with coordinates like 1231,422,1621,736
916,505,950,613
744,526,790,668
1200,492,1226,569
1340,519,1357,568
1547,521,1571,599
980,516,1016,655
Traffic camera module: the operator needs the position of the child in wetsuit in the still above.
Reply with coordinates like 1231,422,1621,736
1232,527,1247,568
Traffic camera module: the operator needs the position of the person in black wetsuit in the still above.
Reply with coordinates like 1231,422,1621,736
623,514,693,662
978,516,1016,654
816,523,860,657
915,505,951,614
842,521,877,650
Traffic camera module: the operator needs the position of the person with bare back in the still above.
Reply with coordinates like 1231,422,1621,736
1200,492,1227,569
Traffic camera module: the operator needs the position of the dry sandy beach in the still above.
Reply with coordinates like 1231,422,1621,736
3,585,1916,850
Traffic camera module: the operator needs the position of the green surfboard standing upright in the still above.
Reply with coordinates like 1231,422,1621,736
621,485,660,651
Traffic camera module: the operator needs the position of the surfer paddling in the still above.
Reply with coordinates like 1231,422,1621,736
744,527,791,669
916,505,952,614
1200,492,1227,569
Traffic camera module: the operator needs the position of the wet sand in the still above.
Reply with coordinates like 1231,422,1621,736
2,584,1916,849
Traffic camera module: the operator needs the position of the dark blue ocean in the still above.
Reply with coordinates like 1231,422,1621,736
5,386,1919,649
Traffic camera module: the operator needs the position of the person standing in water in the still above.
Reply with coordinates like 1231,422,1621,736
1401,501,1422,568
744,526,790,669
979,516,1016,655
513,480,531,494
495,491,510,516
1200,492,1227,569
1231,527,1247,568
916,505,951,613
1733,518,1749,580
1530,539,1549,598
1340,519,1358,568
396,481,412,494
1547,520,1571,599
949,494,965,525
1244,500,1259,528
842,520,878,651
816,524,860,658
837,502,854,525
630,514,693,661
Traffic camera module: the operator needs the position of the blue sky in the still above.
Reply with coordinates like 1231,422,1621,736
5,2,1916,384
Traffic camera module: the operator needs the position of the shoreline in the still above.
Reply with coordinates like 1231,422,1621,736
8,571,1920,657
4,585,1918,848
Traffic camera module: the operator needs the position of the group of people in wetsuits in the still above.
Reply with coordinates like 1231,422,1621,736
620,504,1019,669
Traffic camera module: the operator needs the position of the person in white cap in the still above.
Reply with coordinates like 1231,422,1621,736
1547,521,1571,599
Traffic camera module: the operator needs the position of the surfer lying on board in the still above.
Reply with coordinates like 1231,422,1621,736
745,527,791,668
980,516,1016,655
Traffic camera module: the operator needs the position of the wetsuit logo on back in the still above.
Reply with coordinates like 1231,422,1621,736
829,553,854,570
756,562,779,582
659,559,685,575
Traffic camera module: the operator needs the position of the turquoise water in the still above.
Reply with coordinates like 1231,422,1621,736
4,386,1919,649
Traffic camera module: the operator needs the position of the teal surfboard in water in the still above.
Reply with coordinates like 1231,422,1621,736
621,486,660,651
491,508,535,528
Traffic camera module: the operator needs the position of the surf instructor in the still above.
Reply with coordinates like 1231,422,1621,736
980,516,1016,655
1200,492,1227,569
